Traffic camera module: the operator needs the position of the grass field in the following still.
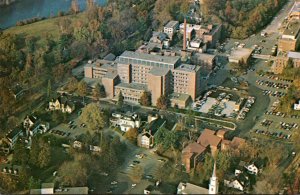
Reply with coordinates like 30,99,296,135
5,13,87,40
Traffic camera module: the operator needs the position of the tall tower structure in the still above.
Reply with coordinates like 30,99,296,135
209,161,219,194
183,18,187,51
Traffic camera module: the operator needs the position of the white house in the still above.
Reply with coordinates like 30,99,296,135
224,179,245,191
164,20,179,39
73,141,82,149
245,163,259,175
110,112,141,132
294,100,300,110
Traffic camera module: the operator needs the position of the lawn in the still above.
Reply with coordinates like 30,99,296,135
5,13,87,41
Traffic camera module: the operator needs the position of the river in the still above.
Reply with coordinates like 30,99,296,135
0,0,106,29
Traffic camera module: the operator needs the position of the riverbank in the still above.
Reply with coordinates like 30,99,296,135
5,12,86,40
0,0,15,6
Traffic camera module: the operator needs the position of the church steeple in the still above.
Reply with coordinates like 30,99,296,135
209,161,219,194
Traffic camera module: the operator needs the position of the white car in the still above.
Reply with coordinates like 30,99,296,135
132,184,136,188
111,181,118,185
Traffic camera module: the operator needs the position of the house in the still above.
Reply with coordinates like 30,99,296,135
89,145,101,153
245,163,259,175
73,141,82,149
110,112,141,132
137,115,166,149
197,129,222,155
23,115,50,136
235,161,246,176
30,182,89,194
224,174,249,192
48,96,75,113
294,100,300,110
181,142,207,173
6,127,23,148
9,84,26,100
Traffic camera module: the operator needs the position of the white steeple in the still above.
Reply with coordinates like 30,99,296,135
209,161,219,194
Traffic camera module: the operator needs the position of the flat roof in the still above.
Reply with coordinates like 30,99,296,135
165,20,179,28
230,48,253,60
118,51,180,66
170,92,191,102
290,1,300,13
42,183,54,189
288,51,300,59
175,64,199,72
283,20,300,36
149,67,170,76
115,82,148,91
193,53,216,61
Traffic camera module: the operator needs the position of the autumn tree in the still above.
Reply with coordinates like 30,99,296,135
59,160,88,186
124,128,138,143
79,103,106,131
139,91,151,106
156,95,169,110
77,80,88,97
93,83,106,100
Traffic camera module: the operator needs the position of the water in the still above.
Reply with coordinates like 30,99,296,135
0,0,106,29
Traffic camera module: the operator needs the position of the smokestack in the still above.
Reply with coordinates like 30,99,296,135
183,18,187,51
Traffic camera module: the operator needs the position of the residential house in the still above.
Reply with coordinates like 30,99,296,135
48,96,75,113
23,115,50,137
197,129,222,155
181,142,206,173
73,141,83,149
137,115,166,149
110,112,141,132
224,174,250,192
6,127,23,148
235,161,246,176
245,162,259,175
9,84,26,100
30,182,89,194
89,145,101,153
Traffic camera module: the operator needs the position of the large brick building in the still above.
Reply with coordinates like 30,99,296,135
278,20,300,52
85,51,202,107
272,51,300,74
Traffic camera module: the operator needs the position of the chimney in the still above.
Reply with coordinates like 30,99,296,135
183,18,187,51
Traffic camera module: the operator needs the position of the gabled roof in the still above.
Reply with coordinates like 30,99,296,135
182,142,206,155
197,129,222,148
144,118,166,135
6,127,22,140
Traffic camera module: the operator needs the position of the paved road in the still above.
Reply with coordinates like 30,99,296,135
264,0,294,34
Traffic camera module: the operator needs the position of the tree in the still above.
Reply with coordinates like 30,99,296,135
28,176,41,190
156,95,169,110
38,141,51,168
139,91,151,106
117,91,124,108
124,128,138,143
12,139,29,165
71,0,80,14
77,80,88,97
79,103,106,131
129,165,143,183
47,79,52,98
154,127,169,145
93,83,106,100
59,161,88,186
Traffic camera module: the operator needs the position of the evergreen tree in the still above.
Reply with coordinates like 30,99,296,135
117,91,124,108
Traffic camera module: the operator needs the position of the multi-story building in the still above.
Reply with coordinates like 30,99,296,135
85,51,202,108
164,20,179,40
84,60,117,79
272,51,300,74
288,1,300,21
278,20,300,52
110,112,141,132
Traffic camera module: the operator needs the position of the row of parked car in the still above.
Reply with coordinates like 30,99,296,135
264,111,286,117
260,119,273,127
49,129,70,137
262,90,285,97
280,122,299,131
253,129,291,140
256,79,289,89
266,75,293,83
237,97,255,120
